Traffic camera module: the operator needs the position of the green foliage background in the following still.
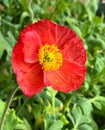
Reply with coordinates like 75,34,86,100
0,0,105,130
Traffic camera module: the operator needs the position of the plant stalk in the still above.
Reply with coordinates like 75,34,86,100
0,87,18,130
51,88,57,115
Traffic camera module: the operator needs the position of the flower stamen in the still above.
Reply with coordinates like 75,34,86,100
38,44,62,71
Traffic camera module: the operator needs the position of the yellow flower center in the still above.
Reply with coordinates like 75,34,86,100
38,44,62,71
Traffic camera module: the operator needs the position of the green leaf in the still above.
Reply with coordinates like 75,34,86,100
90,95,105,110
80,21,91,37
19,0,29,10
95,56,104,73
44,113,54,130
67,104,95,130
3,0,10,7
0,31,11,56
15,118,32,130
71,1,86,20
0,99,5,119
0,100,32,130
32,103,42,119
69,25,83,38
93,16,104,24
71,105,89,125
0,39,4,59
79,124,93,130
0,31,6,59
20,11,30,26
94,34,105,49
44,113,63,130
49,120,63,130
6,31,16,47
85,0,99,21
4,109,21,130
60,114,69,125
0,69,9,83
93,101,102,110
77,98,93,116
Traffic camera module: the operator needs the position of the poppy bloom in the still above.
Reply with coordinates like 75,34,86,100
11,19,86,97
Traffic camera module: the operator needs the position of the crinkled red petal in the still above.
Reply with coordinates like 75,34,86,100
32,20,86,65
16,63,44,97
21,29,41,63
33,19,57,45
56,24,76,48
11,42,36,73
44,60,86,92
61,36,86,65
33,19,76,48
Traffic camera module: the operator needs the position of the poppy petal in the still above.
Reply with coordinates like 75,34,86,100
61,36,86,65
21,29,41,63
33,19,57,45
56,25,76,48
16,63,44,97
33,19,76,48
44,60,86,92
11,42,36,73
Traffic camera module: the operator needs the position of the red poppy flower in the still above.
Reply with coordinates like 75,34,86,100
11,19,86,97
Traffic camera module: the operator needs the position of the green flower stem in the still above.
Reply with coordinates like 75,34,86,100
29,0,34,22
0,86,18,130
51,88,57,115
17,98,29,116
52,90,55,115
